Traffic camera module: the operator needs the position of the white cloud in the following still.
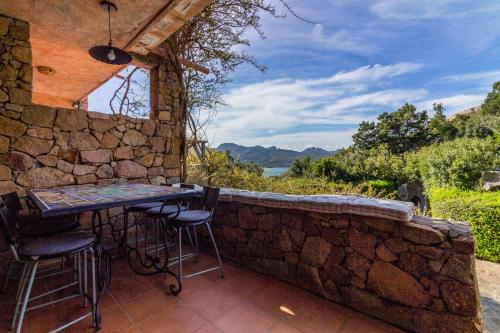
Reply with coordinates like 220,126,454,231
309,62,424,85
417,94,485,116
371,0,456,20
311,24,377,55
208,63,426,150
442,69,500,84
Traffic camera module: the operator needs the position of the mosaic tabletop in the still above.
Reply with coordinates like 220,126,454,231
29,183,200,217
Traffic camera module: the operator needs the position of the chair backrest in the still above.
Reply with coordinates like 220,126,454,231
0,205,20,247
1,192,23,212
202,186,220,212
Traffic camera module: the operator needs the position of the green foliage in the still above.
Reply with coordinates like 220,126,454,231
414,137,499,189
307,145,406,184
451,112,494,139
429,187,500,262
481,81,500,115
429,103,458,143
187,150,264,188
353,103,432,153
187,150,396,199
288,156,313,178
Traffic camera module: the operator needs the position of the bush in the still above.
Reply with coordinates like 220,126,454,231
415,137,499,189
288,156,313,178
429,187,500,262
310,145,407,184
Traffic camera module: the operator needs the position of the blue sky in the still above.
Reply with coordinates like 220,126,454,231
91,0,500,151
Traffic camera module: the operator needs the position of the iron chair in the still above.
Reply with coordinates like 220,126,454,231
148,186,224,284
129,184,196,254
0,205,100,333
1,192,81,293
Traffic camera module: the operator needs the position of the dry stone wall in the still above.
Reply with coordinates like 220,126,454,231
0,14,183,196
200,199,482,333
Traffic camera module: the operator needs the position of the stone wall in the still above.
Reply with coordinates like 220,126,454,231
200,197,482,333
0,14,183,196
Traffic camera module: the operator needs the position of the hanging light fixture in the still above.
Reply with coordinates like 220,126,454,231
89,1,132,65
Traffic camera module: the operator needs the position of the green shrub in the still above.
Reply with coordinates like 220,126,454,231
288,156,313,178
310,145,407,184
415,137,499,189
429,187,500,262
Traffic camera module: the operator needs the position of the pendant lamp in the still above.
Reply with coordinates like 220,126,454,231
89,1,132,65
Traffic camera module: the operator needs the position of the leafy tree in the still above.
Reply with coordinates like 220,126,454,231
352,121,377,150
481,81,500,115
429,103,458,143
289,156,313,178
451,112,494,139
161,1,315,178
312,157,349,181
353,103,431,153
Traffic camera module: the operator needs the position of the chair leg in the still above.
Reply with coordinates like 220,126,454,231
205,223,224,278
178,227,183,284
3,257,14,293
185,227,197,262
193,226,199,262
83,250,88,307
15,261,38,333
90,247,100,329
11,263,28,330
77,253,82,295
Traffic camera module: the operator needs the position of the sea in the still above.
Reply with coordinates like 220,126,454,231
263,167,288,177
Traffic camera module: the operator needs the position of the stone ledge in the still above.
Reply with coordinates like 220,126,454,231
197,195,482,333
216,187,415,222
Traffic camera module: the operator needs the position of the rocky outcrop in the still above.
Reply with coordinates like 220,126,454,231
481,170,500,191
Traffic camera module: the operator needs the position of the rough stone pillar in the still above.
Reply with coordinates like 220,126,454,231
0,14,32,195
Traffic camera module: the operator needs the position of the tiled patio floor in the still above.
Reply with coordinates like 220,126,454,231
0,252,405,333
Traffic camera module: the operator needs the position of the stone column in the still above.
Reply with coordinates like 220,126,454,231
0,14,32,195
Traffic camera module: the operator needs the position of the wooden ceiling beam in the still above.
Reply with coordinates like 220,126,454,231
150,47,209,74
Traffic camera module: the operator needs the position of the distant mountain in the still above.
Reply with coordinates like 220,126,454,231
216,143,338,167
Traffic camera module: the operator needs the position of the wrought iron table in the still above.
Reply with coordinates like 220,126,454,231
28,183,201,296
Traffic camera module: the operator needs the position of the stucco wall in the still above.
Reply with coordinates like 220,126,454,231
196,193,482,333
0,14,184,196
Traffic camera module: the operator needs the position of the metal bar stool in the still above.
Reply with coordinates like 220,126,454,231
131,184,196,254
1,192,81,293
0,205,100,333
147,186,224,284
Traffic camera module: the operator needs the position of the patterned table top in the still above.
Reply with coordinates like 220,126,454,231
29,184,200,217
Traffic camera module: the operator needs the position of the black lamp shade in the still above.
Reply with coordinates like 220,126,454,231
89,45,132,65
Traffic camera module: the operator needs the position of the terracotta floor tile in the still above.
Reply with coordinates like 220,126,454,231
0,255,404,333
284,297,349,333
137,303,207,333
195,323,224,333
267,320,304,333
108,271,156,303
62,304,134,333
248,281,309,321
339,312,406,333
213,301,280,333
183,285,245,321
215,270,272,298
11,305,58,333
121,287,180,323
175,275,218,301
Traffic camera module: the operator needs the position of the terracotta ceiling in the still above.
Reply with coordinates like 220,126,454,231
0,0,211,108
